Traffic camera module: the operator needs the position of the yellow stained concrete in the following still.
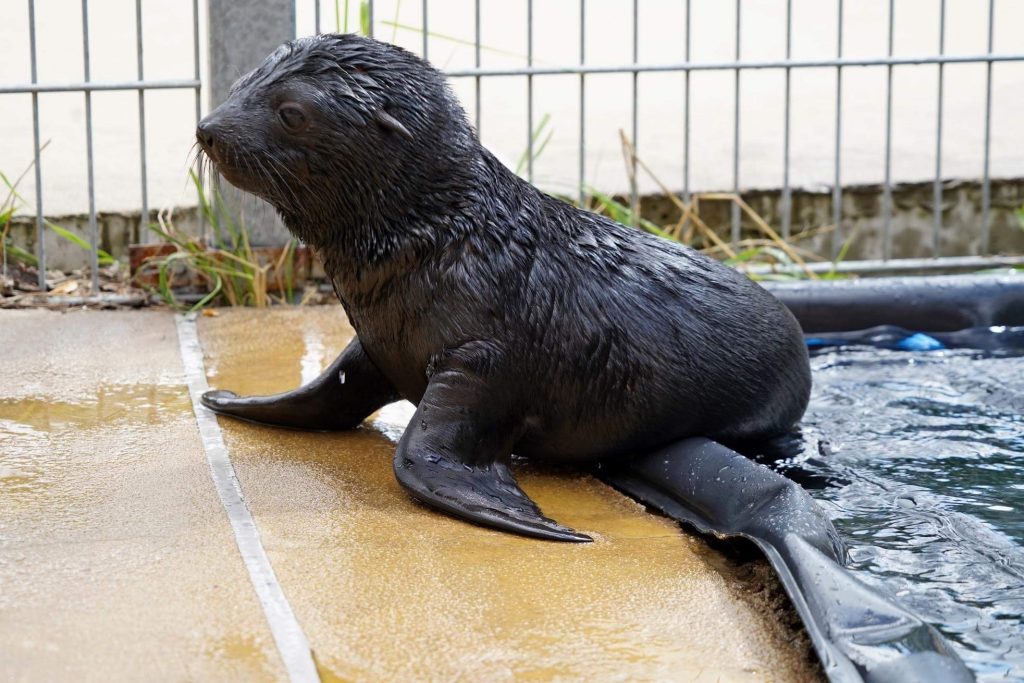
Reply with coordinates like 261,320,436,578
0,310,285,682
200,306,820,682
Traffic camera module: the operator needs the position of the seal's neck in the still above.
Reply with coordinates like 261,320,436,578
280,127,486,310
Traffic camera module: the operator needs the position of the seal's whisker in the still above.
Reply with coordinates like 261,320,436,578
195,159,211,197
185,142,202,172
272,157,301,186
246,147,300,211
239,147,279,202
194,150,206,175
247,148,297,214
265,158,302,207
186,146,211,205
186,145,200,176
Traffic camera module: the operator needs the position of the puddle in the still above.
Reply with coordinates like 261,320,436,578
0,384,192,499
0,384,191,431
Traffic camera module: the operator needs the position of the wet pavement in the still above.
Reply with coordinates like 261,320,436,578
0,309,284,681
0,307,817,681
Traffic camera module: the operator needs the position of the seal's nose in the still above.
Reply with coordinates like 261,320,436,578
195,120,217,151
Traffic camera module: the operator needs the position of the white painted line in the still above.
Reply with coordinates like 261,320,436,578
175,314,320,683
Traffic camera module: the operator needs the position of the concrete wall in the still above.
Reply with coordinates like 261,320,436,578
206,0,294,245
9,179,1022,272
639,178,1024,261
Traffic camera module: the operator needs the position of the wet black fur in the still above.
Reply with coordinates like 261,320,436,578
199,32,810,459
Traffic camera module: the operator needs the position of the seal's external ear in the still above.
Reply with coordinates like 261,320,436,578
375,108,413,140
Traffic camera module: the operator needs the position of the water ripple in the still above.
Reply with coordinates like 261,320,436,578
792,343,1024,681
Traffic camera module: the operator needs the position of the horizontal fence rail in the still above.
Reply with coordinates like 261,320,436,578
441,53,1024,78
0,79,202,95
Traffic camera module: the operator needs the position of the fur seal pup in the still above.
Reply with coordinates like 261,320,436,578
196,33,811,542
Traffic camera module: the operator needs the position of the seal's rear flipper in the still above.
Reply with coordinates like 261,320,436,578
392,368,592,543
599,438,974,683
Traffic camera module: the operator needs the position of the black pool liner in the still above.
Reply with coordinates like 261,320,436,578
599,439,974,683
763,274,1024,334
600,276,1024,681
775,274,1024,353
802,324,1024,352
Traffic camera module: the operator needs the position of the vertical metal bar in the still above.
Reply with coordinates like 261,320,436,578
135,0,149,244
526,0,534,182
28,0,46,289
630,0,639,224
781,0,793,239
193,0,205,242
933,0,945,257
882,0,894,260
367,0,374,37
315,0,321,34
980,0,994,254
474,0,481,133
422,0,428,59
832,0,843,260
82,0,99,294
731,0,741,243
683,0,690,203
578,0,586,206
192,0,201,124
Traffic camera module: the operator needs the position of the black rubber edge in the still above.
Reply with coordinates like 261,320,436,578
598,438,975,683
762,274,1024,333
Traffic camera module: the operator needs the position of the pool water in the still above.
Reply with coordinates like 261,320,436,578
775,331,1024,681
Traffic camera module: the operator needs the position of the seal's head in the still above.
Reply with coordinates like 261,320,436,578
196,34,475,238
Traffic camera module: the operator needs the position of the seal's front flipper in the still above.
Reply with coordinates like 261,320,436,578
393,369,591,542
396,452,591,542
201,336,398,431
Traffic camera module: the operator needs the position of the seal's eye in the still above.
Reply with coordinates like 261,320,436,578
277,103,308,133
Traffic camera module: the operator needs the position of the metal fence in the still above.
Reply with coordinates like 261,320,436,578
350,0,1024,274
5,0,1024,296
3,0,203,293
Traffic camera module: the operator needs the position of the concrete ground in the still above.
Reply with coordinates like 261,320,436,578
0,306,819,682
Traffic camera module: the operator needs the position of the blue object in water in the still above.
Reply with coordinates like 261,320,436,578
804,326,950,352
896,332,945,351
